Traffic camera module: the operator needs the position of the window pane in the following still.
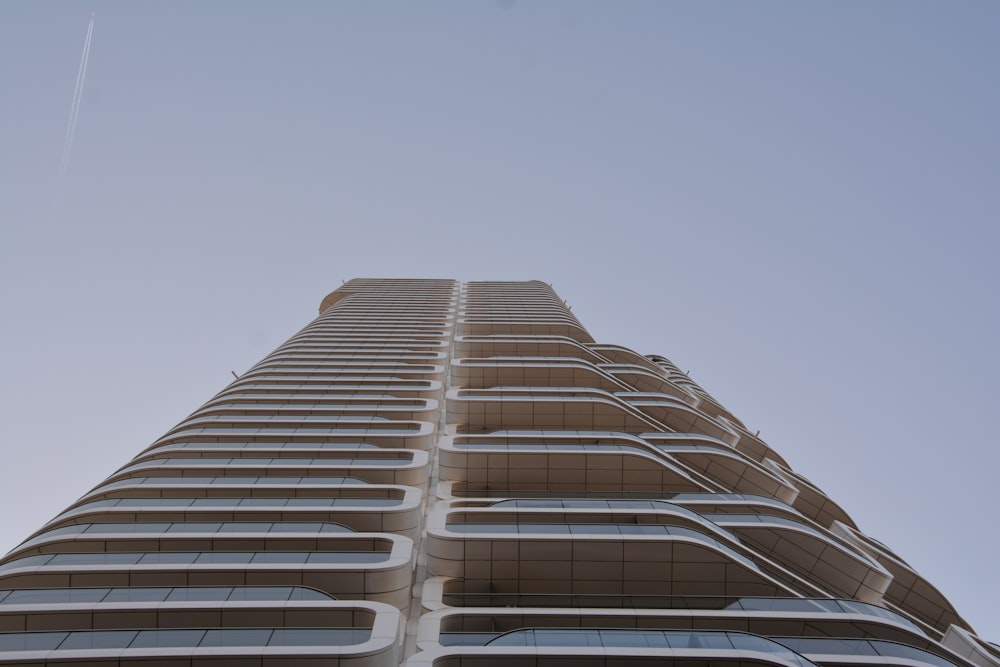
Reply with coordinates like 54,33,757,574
0,632,67,651
130,629,205,648
201,629,272,647
103,588,170,602
60,630,137,650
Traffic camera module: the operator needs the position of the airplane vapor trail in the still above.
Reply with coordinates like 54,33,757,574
55,13,95,205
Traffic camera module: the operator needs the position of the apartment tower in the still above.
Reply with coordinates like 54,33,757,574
0,279,993,667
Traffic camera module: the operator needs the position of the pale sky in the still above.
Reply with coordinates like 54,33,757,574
1,0,998,641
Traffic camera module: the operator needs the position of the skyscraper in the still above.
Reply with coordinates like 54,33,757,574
0,279,993,667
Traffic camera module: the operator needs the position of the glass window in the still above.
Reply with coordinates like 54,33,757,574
252,552,308,564
270,522,322,533
165,522,222,533
137,553,198,565
600,630,651,647
269,628,368,646
60,630,137,650
52,553,139,565
217,522,272,533
287,587,334,601
103,588,170,602
0,632,67,651
165,587,232,601
195,553,253,564
130,629,206,648
3,588,108,604
307,551,386,564
190,498,238,506
201,628,272,647
535,630,602,647
227,586,291,601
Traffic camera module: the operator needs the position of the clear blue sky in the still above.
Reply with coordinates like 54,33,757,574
1,0,998,640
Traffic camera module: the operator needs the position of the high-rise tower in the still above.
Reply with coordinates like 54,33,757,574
0,279,993,667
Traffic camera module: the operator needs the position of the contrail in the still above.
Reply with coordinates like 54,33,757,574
55,13,95,205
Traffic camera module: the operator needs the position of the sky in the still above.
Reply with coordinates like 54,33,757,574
1,0,998,641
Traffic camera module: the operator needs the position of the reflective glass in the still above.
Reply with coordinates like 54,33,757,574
287,587,335,600
130,629,206,648
103,588,171,602
252,552,308,564
600,630,651,647
0,632,67,651
270,628,369,646
165,522,222,533
534,630,601,647
137,553,198,564
519,524,569,534
870,641,956,667
239,498,287,506
60,630,137,649
217,522,272,532
165,587,233,601
200,628,272,647
195,553,253,564
269,522,321,532
307,552,388,563
489,632,527,646
227,586,292,601
52,553,139,565
320,523,354,533
3,588,108,604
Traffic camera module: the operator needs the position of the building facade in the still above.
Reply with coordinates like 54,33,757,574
0,278,994,667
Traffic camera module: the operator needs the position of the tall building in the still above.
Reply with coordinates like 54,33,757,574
0,279,994,667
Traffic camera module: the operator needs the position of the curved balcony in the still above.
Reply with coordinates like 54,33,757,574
187,397,441,422
0,601,400,666
591,345,668,375
137,440,383,452
424,508,796,600
275,337,450,352
600,363,703,406
237,361,447,380
149,418,437,451
406,631,818,667
482,629,808,664
482,495,796,513
320,278,458,311
764,460,858,531
79,475,377,503
642,433,800,505
831,523,970,636
706,514,892,603
438,433,707,496
220,377,444,398
619,393,740,445
260,348,448,361
773,636,970,667
451,357,633,392
942,626,1000,667
432,499,850,600
104,451,429,489
9,521,357,556
447,387,669,432
39,486,421,540
454,335,609,364
458,318,594,344
423,586,922,631
413,604,956,667
0,584,336,606
0,535,413,608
